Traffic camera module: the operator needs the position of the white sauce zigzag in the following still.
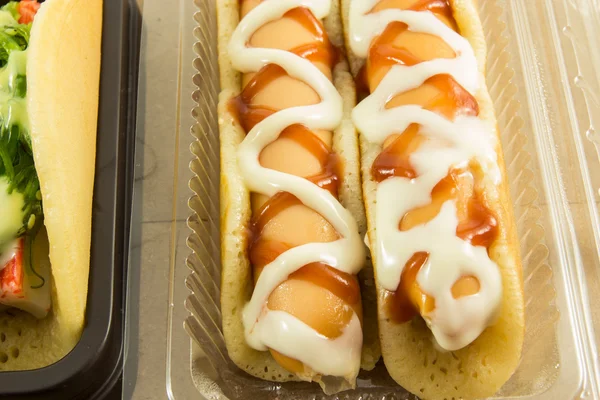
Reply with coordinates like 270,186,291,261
229,0,364,379
349,1,503,351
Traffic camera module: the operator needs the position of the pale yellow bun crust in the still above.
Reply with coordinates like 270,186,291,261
217,0,380,384
0,0,102,371
341,0,525,399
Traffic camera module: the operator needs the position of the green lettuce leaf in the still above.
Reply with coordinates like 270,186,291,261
0,3,39,234
1,2,21,22
0,24,29,68
0,123,41,232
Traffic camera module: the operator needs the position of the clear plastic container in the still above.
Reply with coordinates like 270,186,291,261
123,0,600,398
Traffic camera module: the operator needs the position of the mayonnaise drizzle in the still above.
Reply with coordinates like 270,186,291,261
349,1,502,351
229,0,365,379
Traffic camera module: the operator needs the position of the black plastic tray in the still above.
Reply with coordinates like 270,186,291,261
0,0,136,398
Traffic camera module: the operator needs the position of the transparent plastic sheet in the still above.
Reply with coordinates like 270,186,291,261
122,0,201,397
124,0,600,399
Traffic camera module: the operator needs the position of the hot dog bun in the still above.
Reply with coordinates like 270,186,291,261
217,0,379,388
340,0,524,398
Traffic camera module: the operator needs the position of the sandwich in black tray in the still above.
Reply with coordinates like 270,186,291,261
0,0,102,370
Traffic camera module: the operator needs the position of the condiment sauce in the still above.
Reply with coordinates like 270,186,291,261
233,1,362,374
365,0,498,323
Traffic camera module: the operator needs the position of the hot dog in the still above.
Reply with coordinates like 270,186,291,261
341,0,525,398
217,0,379,391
